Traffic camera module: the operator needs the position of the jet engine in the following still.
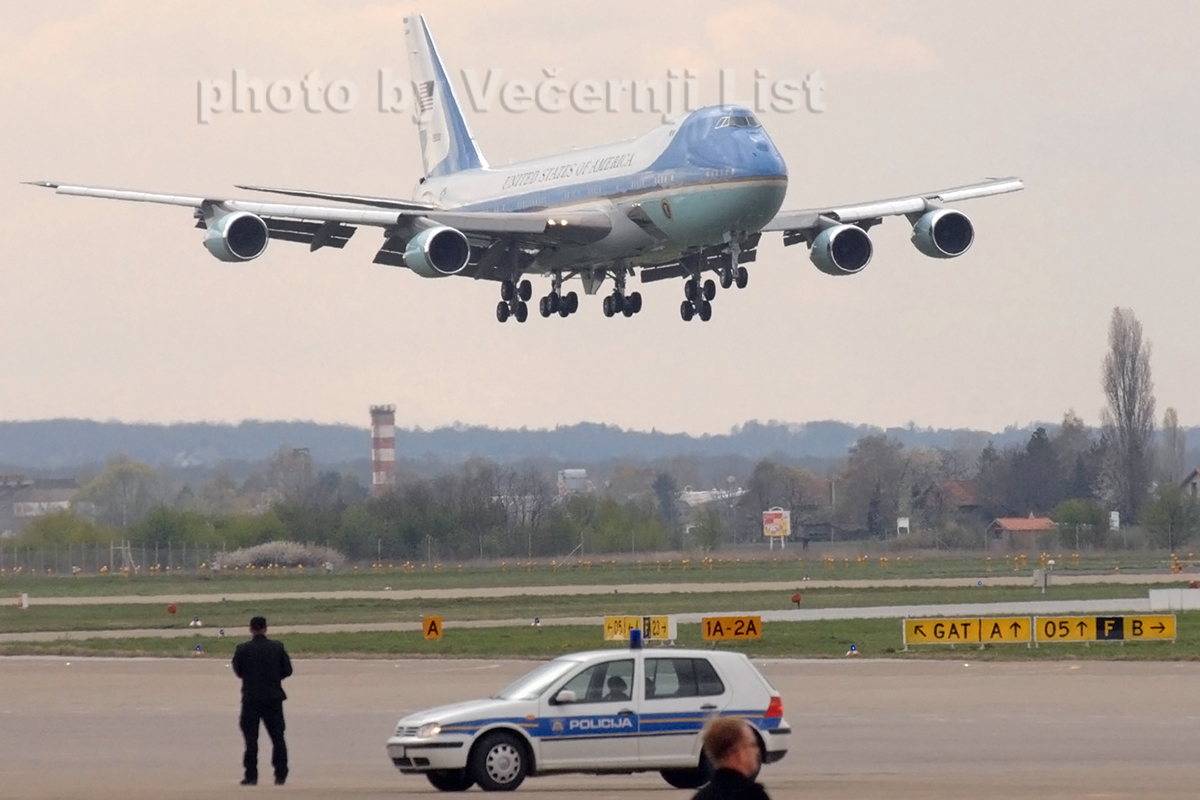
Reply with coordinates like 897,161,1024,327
202,211,269,262
910,209,974,258
403,226,470,277
810,224,873,275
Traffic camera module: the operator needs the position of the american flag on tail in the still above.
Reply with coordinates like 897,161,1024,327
416,81,435,113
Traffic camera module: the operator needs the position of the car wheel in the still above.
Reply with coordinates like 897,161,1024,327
660,753,712,789
470,731,528,791
427,770,475,792
660,767,708,790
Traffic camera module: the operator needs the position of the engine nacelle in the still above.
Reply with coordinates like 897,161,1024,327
810,224,873,275
202,211,269,262
403,226,470,277
911,209,974,258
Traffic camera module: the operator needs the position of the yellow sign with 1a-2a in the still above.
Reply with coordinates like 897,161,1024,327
904,617,1032,645
701,615,762,641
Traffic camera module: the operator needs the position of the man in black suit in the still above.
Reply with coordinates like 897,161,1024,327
232,616,293,786
692,717,770,800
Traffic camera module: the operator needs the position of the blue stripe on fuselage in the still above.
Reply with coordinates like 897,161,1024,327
453,106,786,213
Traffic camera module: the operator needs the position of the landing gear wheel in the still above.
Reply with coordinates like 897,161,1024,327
736,266,748,289
720,269,734,289
684,278,698,302
514,301,528,323
558,304,571,318
538,296,552,318
500,280,515,302
703,279,717,301
518,279,532,302
680,300,695,321
611,293,625,314
628,292,642,314
602,295,615,317
470,731,528,792
496,302,510,323
566,291,579,314
698,299,712,321
622,302,635,318
427,770,475,792
548,292,560,313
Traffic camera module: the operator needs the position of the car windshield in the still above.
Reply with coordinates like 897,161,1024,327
492,658,582,701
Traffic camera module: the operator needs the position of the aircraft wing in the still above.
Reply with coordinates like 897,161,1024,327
762,177,1024,234
25,182,611,258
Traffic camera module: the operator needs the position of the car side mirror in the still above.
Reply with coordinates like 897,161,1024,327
553,689,577,705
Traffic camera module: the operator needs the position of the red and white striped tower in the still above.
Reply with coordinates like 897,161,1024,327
370,405,396,496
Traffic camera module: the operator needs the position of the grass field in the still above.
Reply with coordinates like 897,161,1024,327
1,614,1193,661
0,583,1167,634
1,552,1193,660
0,550,1192,597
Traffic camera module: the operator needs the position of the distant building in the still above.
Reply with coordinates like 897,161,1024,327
0,475,78,536
557,469,593,496
987,516,1057,548
1182,468,1200,498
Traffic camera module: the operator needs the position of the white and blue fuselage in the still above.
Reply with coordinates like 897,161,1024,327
415,106,787,273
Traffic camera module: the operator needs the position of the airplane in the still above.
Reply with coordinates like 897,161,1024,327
28,14,1022,324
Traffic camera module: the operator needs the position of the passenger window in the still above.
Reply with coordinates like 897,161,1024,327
645,658,725,699
560,659,634,704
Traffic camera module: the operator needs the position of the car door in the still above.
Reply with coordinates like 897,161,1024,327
638,656,731,767
536,657,639,771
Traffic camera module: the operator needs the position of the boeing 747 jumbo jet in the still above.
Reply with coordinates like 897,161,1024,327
31,15,1022,324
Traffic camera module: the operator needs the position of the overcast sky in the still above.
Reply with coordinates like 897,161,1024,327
2,1,1195,435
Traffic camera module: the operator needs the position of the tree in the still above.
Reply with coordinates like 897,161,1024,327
652,472,680,534
1142,484,1200,551
74,456,161,527
1011,428,1062,514
690,505,727,550
834,435,908,535
1100,307,1156,522
1159,407,1187,485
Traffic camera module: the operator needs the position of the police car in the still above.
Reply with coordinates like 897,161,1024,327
385,646,790,791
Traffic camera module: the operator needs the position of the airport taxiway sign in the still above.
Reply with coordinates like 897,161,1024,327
904,617,1032,646
1034,615,1176,643
701,615,762,641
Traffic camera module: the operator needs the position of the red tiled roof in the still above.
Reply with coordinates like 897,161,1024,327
991,517,1057,532
942,480,978,508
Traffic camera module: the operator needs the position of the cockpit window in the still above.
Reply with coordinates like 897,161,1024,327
715,115,761,129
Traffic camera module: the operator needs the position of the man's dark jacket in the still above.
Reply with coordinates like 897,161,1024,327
692,768,771,800
232,635,293,701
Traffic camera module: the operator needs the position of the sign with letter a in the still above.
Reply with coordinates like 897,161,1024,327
423,616,443,640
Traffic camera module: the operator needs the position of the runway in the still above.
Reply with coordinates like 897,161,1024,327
1,656,1195,799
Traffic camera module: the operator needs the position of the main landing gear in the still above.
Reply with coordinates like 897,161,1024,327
538,272,580,318
601,271,643,319
496,278,532,323
602,291,643,318
679,240,749,322
680,276,714,322
538,290,579,318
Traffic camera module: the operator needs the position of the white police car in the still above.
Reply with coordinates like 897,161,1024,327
386,647,790,791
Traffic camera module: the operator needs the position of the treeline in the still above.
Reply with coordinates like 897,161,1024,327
9,308,1199,557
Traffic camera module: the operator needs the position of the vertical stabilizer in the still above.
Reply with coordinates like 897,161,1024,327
405,15,488,178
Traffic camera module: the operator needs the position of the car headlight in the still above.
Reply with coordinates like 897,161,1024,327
417,722,442,738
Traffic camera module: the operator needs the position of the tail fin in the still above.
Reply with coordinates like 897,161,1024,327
404,15,488,178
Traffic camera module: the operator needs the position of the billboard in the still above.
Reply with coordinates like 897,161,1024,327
762,507,790,538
